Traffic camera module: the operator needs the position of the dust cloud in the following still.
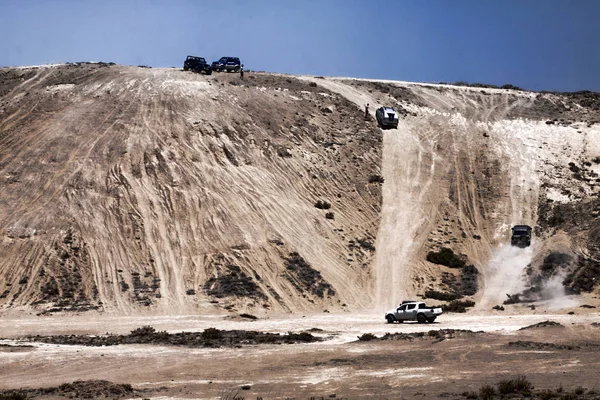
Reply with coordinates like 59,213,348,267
540,271,579,310
481,243,579,309
481,244,533,307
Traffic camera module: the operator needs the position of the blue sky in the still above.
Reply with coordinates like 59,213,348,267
1,0,599,92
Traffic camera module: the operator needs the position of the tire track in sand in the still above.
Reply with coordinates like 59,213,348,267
298,77,438,308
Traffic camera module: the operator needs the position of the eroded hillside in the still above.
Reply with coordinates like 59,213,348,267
1,64,599,315
315,77,600,308
0,64,383,314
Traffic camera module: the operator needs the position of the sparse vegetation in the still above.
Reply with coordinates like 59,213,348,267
204,264,267,300
130,325,156,336
460,264,479,296
202,327,223,340
478,384,496,400
314,200,332,209
379,329,481,342
325,212,334,219
424,290,463,301
284,252,335,298
276,146,292,158
500,84,523,91
368,174,385,183
0,380,134,400
0,393,27,400
426,247,467,268
508,340,576,350
496,375,533,396
519,320,563,330
441,81,523,91
442,300,475,313
28,326,322,348
356,238,376,252
357,333,378,341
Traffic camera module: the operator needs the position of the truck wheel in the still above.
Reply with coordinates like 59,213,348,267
417,314,427,324
427,317,436,323
386,315,395,324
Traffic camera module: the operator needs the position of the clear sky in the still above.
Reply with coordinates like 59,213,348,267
1,0,599,92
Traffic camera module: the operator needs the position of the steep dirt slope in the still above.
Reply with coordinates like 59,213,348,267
1,64,599,315
0,64,383,314
301,77,600,308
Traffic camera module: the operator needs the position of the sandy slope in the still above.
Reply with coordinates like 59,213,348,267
301,77,600,309
1,64,600,317
0,64,382,314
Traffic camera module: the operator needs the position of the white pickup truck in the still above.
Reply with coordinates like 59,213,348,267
385,301,443,324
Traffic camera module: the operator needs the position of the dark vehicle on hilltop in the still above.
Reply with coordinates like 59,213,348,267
511,225,532,247
211,57,227,72
212,57,241,73
183,56,212,75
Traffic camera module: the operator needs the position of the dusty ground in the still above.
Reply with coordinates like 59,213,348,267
1,311,600,399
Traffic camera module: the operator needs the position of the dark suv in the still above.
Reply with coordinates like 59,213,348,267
212,57,241,73
211,57,227,72
511,225,532,247
183,56,212,75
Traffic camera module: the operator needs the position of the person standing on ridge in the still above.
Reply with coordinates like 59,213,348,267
240,64,244,80
365,103,369,119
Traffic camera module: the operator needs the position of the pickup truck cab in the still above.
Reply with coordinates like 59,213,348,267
385,301,443,324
